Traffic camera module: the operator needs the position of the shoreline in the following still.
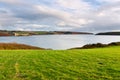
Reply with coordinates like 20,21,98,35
0,42,120,50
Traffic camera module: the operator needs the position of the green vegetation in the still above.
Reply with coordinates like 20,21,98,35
0,46,120,80
0,30,93,36
70,42,120,49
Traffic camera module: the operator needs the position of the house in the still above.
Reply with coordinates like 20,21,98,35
14,33,30,36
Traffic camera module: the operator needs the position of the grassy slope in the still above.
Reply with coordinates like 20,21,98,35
0,43,45,50
0,46,120,80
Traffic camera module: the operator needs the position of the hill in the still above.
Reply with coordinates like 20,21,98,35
0,30,93,36
96,32,120,35
70,42,120,49
0,32,12,36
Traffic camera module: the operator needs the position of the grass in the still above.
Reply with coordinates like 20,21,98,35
0,46,120,80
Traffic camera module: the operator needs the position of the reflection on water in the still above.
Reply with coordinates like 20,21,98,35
0,35,120,50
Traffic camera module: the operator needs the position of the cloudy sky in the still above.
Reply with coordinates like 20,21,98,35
0,0,120,32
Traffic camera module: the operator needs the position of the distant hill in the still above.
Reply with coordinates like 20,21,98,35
0,32,12,36
0,30,93,36
96,32,120,35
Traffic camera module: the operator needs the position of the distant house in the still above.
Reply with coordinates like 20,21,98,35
14,33,30,36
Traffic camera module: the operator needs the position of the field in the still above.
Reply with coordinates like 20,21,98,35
0,46,120,80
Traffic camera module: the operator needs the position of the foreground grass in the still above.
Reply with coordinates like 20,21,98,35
0,46,120,80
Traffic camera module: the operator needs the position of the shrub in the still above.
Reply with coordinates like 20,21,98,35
0,43,45,50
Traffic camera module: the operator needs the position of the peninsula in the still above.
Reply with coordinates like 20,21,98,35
0,30,93,36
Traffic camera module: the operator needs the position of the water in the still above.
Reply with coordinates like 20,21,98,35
0,35,120,50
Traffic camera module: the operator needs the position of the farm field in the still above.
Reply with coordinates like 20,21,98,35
0,46,120,80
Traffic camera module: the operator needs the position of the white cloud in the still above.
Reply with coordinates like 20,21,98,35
57,22,66,26
0,0,120,32
98,0,120,3
0,0,25,6
57,0,91,10
35,4,91,28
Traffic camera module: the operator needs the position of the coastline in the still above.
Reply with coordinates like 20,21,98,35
1,42,120,50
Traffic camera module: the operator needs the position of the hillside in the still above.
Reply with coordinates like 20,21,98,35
0,43,45,50
0,30,93,36
70,42,120,49
0,46,120,80
0,32,12,36
96,32,120,35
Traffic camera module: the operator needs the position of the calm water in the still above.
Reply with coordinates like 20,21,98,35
0,35,120,50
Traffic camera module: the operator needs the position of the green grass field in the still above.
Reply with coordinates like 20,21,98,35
0,46,120,80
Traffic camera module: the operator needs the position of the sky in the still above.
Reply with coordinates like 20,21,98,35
0,0,120,32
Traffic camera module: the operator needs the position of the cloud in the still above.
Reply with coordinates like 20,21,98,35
71,0,120,32
0,0,120,32
84,2,120,32
57,0,91,10
98,0,120,3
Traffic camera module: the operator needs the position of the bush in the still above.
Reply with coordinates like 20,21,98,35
70,42,120,49
0,43,45,50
